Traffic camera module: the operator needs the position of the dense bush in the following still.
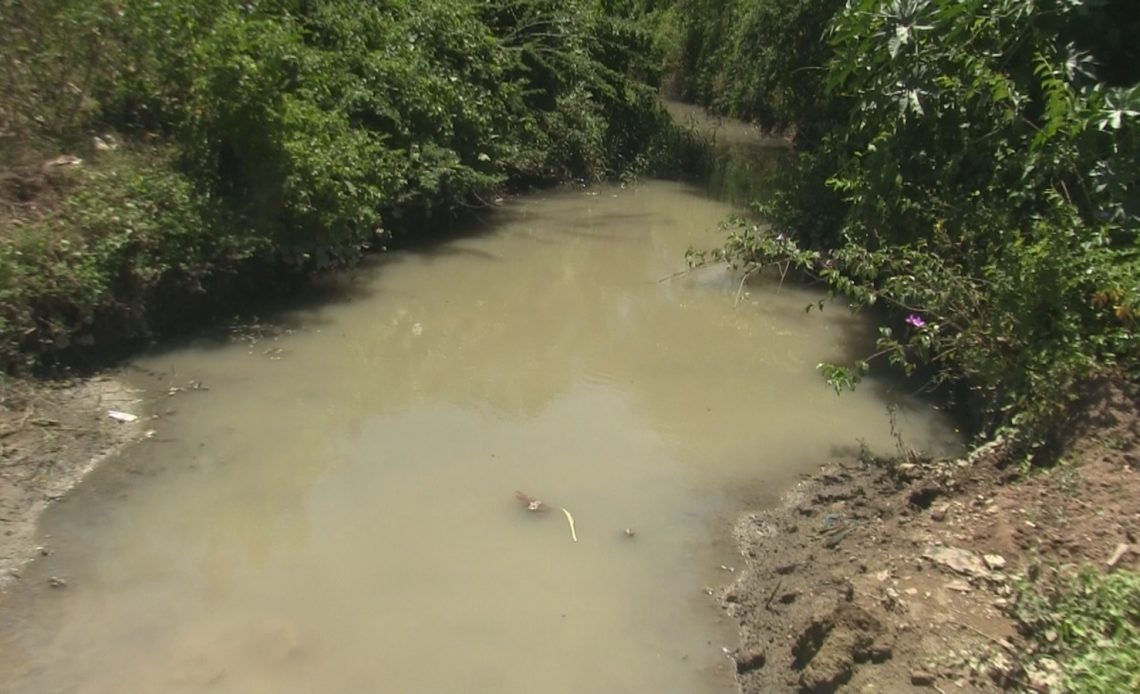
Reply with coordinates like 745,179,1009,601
0,150,255,367
635,0,844,143
0,0,680,369
674,0,1140,444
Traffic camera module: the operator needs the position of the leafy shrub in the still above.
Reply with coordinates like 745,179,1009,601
638,0,844,142
1,0,679,367
691,0,1139,443
0,150,254,369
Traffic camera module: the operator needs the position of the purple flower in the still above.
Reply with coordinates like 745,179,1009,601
905,314,926,329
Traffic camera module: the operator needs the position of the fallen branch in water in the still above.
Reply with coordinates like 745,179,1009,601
560,507,578,543
655,267,695,284
734,265,760,307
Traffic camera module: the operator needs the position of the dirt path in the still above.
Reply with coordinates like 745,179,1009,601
720,380,1140,693
0,376,143,590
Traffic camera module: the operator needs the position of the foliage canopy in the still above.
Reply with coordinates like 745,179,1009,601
666,0,1140,443
0,0,680,368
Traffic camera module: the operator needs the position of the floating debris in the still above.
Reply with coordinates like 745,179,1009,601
560,507,578,543
514,491,547,512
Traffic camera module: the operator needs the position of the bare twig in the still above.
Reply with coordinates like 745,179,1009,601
951,617,1015,652
655,267,696,284
764,579,784,611
734,265,760,307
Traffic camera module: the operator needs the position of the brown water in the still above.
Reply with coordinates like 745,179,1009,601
0,180,959,693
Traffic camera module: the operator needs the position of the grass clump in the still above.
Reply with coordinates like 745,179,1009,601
1015,567,1140,694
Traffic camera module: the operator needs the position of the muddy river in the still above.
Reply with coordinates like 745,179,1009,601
0,132,959,693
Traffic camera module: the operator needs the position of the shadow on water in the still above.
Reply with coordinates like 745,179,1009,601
702,143,793,207
667,97,965,454
662,99,793,207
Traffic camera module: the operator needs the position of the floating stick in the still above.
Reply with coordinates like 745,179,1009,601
560,507,578,543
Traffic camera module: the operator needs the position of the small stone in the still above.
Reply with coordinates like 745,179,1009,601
883,587,902,607
931,504,949,522
1027,658,1062,692
92,134,118,152
734,647,766,673
983,554,1007,570
44,154,82,169
910,669,936,686
923,545,991,578
945,579,972,593
48,576,67,588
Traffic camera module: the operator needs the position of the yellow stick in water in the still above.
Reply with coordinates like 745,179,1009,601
560,507,578,543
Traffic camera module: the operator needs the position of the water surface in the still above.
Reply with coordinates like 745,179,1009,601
0,180,958,693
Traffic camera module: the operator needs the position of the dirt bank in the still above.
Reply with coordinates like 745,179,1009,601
721,380,1140,694
0,376,142,590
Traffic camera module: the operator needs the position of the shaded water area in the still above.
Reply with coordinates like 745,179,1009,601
665,100,792,206
0,121,959,693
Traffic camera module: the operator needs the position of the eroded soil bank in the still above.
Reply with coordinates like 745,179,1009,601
721,379,1140,694
0,376,142,589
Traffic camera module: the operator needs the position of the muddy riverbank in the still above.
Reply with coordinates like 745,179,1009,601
721,379,1140,694
0,376,143,590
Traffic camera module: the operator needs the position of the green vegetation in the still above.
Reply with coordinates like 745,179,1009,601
649,2,1140,688
660,0,1139,447
0,0,685,370
641,0,843,144
3,0,1138,687
1015,567,1140,693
